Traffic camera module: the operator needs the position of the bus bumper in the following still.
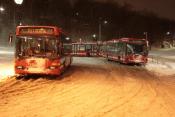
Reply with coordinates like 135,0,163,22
15,67,63,76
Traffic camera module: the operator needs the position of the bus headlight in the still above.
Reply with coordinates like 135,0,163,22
16,66,25,69
49,66,57,70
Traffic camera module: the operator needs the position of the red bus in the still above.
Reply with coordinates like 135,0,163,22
72,42,98,57
106,38,149,65
14,26,72,76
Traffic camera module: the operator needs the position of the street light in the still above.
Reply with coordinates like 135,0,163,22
75,12,79,16
14,0,23,5
66,37,70,40
0,7,5,12
92,34,97,41
104,20,108,24
92,34,96,38
166,32,171,35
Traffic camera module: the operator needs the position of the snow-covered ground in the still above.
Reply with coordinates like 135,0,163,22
1,56,175,117
1,46,175,116
147,48,175,76
146,61,175,76
0,46,14,81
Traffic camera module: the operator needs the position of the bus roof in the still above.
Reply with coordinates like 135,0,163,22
16,26,63,36
107,38,147,43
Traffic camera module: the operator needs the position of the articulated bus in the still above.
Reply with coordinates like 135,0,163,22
14,26,72,76
106,38,149,65
72,42,98,57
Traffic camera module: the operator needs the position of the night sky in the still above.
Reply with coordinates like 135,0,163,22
1,0,174,20
95,0,175,20
117,0,175,20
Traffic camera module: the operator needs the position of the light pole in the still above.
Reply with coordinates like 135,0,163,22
144,32,148,40
99,17,108,42
99,20,102,41
166,31,173,47
13,0,23,28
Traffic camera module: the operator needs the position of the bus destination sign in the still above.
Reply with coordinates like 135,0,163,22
130,40,145,44
19,28,54,35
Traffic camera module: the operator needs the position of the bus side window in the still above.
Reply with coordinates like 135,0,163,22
108,44,113,53
118,42,125,55
117,43,122,53
57,41,62,56
115,43,119,54
127,44,133,54
61,43,64,56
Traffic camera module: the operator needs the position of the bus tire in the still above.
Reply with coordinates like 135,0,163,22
107,56,108,60
118,56,122,64
106,54,110,61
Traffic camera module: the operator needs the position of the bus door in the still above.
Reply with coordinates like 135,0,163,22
117,42,126,62
99,43,107,57
85,44,91,56
79,44,86,56
73,44,81,56
72,44,75,55
91,44,97,56
113,42,119,60
75,44,79,56
107,43,115,60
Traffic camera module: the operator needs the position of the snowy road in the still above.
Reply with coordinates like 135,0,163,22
0,54,175,116
0,46,14,80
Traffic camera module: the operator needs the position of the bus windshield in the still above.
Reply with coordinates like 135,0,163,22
127,43,147,55
16,36,59,58
79,45,85,51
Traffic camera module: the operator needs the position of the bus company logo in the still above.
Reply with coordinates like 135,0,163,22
29,60,37,67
